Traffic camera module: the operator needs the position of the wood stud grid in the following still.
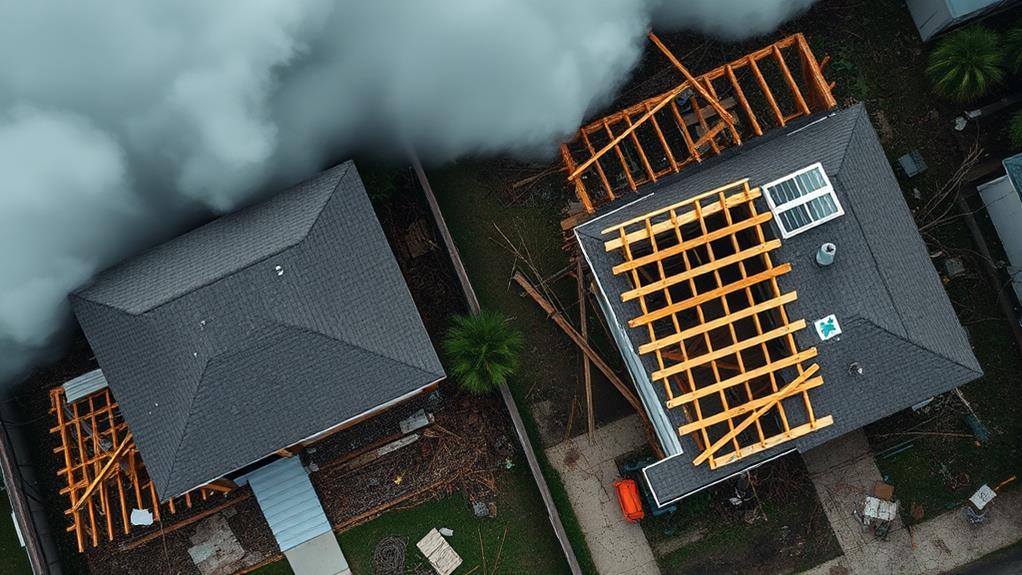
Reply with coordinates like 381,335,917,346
601,179,832,469
49,387,229,552
562,33,837,214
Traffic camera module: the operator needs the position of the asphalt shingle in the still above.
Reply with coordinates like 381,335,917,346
576,105,982,506
71,162,445,500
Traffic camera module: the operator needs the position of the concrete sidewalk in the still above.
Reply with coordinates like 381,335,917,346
547,415,660,575
802,430,1022,574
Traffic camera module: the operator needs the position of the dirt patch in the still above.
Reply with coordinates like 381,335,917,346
623,451,841,575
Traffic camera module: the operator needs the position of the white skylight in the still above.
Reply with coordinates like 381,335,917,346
762,163,844,238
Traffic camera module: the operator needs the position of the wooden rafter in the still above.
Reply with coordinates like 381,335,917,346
562,33,836,215
601,179,832,469
48,387,233,552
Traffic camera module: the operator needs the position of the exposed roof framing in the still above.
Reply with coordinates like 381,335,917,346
600,179,832,469
49,387,230,552
562,33,836,214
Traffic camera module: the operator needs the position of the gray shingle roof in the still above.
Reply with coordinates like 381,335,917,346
576,105,982,506
71,162,445,500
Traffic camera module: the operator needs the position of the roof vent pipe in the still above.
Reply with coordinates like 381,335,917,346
816,243,836,267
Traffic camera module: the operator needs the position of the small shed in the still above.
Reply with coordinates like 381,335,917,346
906,0,1020,41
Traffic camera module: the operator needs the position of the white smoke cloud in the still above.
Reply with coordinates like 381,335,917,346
654,0,819,39
0,0,816,388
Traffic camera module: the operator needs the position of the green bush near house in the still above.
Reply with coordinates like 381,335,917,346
927,26,1005,101
443,310,523,395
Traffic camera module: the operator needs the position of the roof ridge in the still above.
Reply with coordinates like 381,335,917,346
270,319,444,378
850,315,982,376
832,103,867,178
160,355,214,500
75,164,350,315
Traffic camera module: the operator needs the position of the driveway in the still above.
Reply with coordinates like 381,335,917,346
802,430,1022,574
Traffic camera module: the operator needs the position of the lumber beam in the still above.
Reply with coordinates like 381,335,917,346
677,376,824,435
648,32,735,126
692,365,819,466
639,292,798,355
602,185,759,250
513,272,643,414
652,320,807,381
711,416,834,468
567,85,687,182
621,240,782,302
560,144,593,214
577,259,595,442
610,210,771,276
726,65,762,137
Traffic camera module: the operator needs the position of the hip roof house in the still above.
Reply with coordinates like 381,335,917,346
575,104,982,507
55,161,444,557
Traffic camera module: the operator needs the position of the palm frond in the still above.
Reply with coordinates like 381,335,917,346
442,310,523,394
1006,21,1022,74
926,26,1004,102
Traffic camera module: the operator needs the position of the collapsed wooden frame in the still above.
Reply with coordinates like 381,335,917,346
49,387,231,552
601,179,832,469
562,33,836,214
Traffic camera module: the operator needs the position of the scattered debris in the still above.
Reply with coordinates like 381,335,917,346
944,257,967,279
897,149,928,178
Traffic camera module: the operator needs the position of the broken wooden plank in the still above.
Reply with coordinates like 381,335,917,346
513,272,642,414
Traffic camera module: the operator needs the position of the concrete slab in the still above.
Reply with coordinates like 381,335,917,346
547,415,660,575
284,532,351,575
802,430,1022,575
187,513,266,575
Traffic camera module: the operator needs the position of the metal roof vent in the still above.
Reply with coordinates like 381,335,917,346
816,243,836,267
848,362,863,376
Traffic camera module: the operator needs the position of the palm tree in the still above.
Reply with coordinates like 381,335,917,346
1006,21,1022,74
443,310,523,395
927,26,1004,102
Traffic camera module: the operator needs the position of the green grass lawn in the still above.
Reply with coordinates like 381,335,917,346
0,494,32,575
252,461,570,575
429,163,602,574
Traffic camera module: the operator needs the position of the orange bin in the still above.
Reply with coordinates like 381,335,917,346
613,478,645,522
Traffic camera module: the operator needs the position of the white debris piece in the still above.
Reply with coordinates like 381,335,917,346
969,484,996,511
439,527,453,537
417,528,462,575
400,409,433,435
130,508,154,526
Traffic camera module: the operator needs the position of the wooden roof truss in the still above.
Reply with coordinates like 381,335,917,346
563,33,836,214
49,387,231,552
601,179,833,469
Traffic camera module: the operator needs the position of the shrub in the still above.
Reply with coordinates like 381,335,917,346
443,310,523,394
927,26,1004,101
